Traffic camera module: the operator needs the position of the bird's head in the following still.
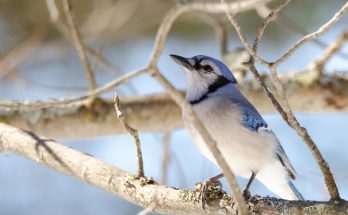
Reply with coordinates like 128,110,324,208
170,54,237,103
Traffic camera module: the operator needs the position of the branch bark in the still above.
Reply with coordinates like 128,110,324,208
1,73,347,139
1,122,348,215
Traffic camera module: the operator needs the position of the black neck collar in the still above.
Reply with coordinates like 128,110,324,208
189,76,232,105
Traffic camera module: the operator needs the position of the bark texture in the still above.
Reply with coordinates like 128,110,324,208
0,122,347,215
1,73,347,139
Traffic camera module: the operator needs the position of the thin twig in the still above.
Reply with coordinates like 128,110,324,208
255,4,348,61
225,0,342,200
223,0,348,68
114,94,144,178
62,0,97,91
242,59,290,122
0,68,147,109
271,65,341,200
0,25,46,79
197,14,228,56
263,1,340,199
220,0,270,67
272,1,348,66
148,0,271,67
252,0,290,52
46,0,110,72
46,0,136,94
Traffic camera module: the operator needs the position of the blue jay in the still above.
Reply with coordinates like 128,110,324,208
170,54,303,200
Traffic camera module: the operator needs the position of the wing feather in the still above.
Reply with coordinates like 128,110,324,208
230,93,297,179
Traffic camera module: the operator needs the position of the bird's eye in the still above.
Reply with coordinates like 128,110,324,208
202,65,213,73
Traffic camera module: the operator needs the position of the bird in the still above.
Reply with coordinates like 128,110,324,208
170,54,303,201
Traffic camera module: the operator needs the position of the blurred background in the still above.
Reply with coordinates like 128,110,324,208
0,0,348,214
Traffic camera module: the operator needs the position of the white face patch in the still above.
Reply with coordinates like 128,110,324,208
185,59,222,102
177,55,236,104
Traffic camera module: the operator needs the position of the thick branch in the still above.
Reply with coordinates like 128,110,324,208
1,123,348,214
0,94,182,139
1,73,348,139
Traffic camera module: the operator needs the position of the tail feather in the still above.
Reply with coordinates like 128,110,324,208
288,181,304,201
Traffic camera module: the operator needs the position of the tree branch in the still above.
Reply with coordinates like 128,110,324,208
272,1,348,66
1,122,348,214
114,94,144,178
0,68,147,109
1,72,348,139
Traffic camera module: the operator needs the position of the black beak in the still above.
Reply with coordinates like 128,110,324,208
170,54,194,70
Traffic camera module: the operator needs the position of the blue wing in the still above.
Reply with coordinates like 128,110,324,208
241,106,297,178
242,112,268,132
228,90,297,178
230,95,269,132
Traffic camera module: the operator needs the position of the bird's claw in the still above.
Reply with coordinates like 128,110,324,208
195,179,223,210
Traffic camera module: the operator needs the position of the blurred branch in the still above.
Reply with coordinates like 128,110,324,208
62,0,97,91
0,68,147,109
1,123,348,214
308,29,348,76
46,0,60,22
197,14,228,56
255,4,348,61
46,0,130,88
272,1,348,66
148,0,271,67
0,25,46,79
1,72,348,139
45,0,136,93
251,0,290,52
223,0,348,68
160,132,171,185
3,0,269,110
80,0,139,40
0,93,181,139
114,94,144,178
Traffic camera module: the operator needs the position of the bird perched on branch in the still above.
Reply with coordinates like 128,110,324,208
170,54,303,201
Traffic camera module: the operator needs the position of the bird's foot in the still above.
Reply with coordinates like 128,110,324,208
195,179,223,210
